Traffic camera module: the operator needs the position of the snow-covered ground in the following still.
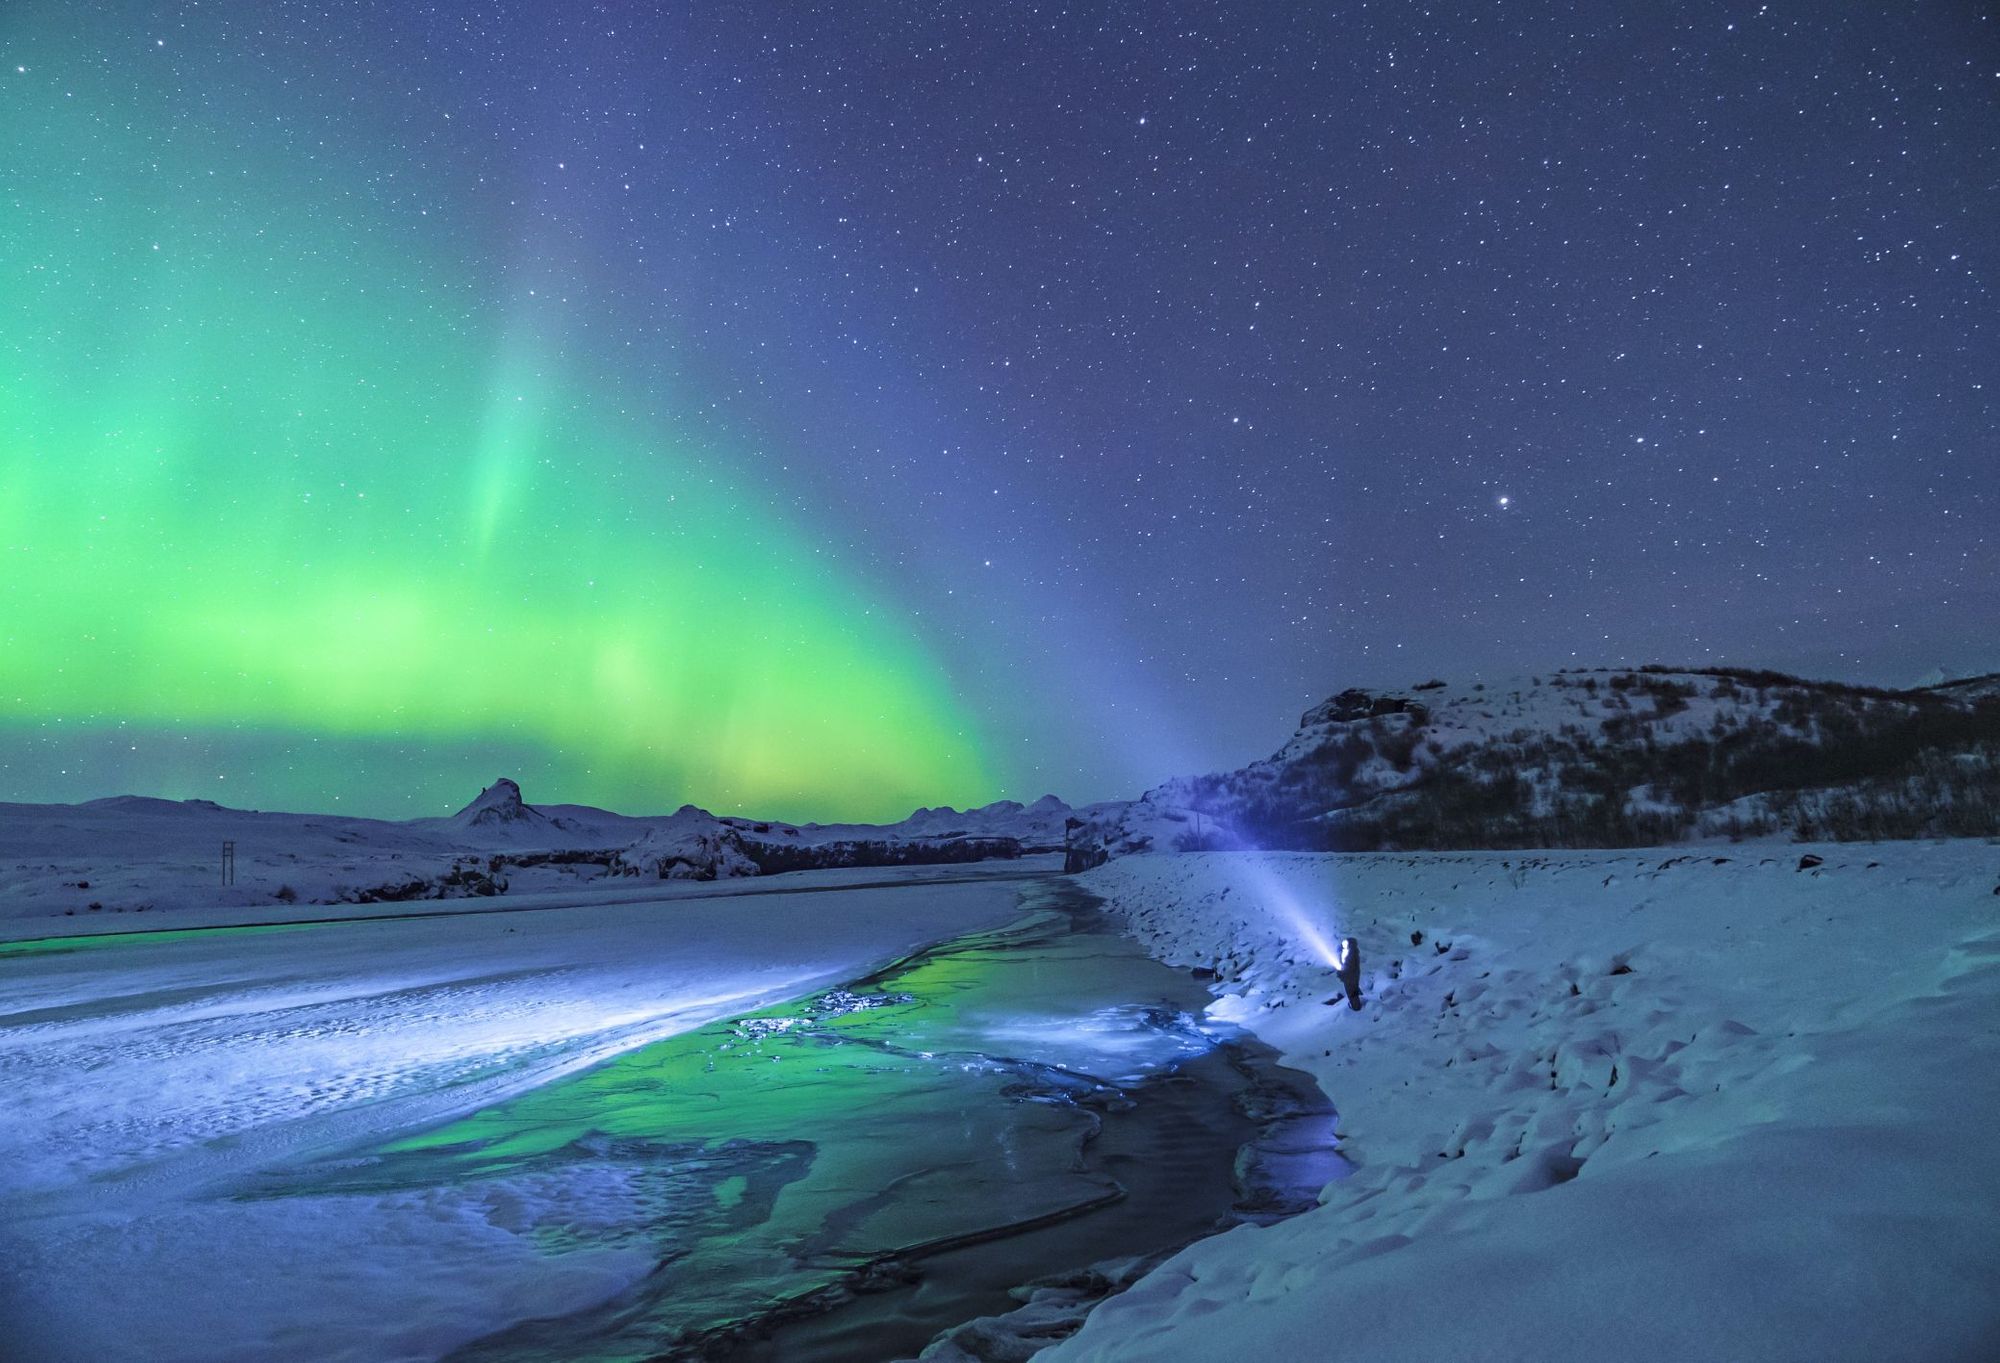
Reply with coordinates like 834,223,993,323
1042,841,2000,1362
9,834,1995,1362
0,781,1092,922
0,868,1035,1363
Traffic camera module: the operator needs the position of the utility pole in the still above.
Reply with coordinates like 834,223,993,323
221,840,236,887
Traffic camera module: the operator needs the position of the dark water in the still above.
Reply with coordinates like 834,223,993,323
247,880,1344,1362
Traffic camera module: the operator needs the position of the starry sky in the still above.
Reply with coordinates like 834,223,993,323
2,2,1995,820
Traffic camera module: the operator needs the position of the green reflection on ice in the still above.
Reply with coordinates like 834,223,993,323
248,906,1217,1362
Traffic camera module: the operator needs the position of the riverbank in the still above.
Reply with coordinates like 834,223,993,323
1049,842,2000,1363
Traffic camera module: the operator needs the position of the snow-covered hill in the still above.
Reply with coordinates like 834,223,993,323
0,778,1098,922
1076,668,2000,857
9,665,1994,924
603,794,1123,881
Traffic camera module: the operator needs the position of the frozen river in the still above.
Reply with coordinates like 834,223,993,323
0,868,1338,1362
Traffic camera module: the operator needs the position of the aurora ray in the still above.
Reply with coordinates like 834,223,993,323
0,20,995,820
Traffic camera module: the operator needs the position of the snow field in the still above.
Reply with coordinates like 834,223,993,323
1044,842,2000,1363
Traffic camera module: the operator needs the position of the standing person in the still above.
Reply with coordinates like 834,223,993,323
1335,937,1364,1010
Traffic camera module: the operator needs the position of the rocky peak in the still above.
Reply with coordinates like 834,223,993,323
452,777,536,826
1302,688,1428,727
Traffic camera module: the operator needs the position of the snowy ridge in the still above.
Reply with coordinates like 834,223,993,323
610,807,764,881
8,664,1994,924
0,779,1096,923
1035,844,2000,1363
1075,667,2000,857
602,799,1073,882
1928,670,2000,704
439,777,553,839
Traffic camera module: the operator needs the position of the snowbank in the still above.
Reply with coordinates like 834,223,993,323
1046,842,2000,1362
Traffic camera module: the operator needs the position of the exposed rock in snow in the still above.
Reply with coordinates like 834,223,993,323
607,804,1040,881
1301,687,1430,726
442,777,556,840
610,806,762,880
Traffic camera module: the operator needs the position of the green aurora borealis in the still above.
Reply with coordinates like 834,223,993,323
0,25,995,820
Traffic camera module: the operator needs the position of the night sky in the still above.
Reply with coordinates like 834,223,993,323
2,2,1994,819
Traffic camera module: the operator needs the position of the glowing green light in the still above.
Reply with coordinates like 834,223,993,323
0,32,995,819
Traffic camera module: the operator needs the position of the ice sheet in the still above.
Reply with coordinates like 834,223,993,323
0,871,1033,1362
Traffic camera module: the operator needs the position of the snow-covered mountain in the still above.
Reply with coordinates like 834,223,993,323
0,777,1100,916
437,777,557,841
1075,667,2000,857
418,781,1093,861
604,795,1118,881
414,777,661,849
10,664,1994,919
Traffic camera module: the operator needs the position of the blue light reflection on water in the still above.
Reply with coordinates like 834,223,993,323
242,883,1343,1363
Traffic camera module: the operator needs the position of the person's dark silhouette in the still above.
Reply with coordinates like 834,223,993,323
1335,937,1363,1010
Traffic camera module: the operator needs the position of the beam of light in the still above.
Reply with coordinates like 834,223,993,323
1223,853,1344,968
1263,881,1345,968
